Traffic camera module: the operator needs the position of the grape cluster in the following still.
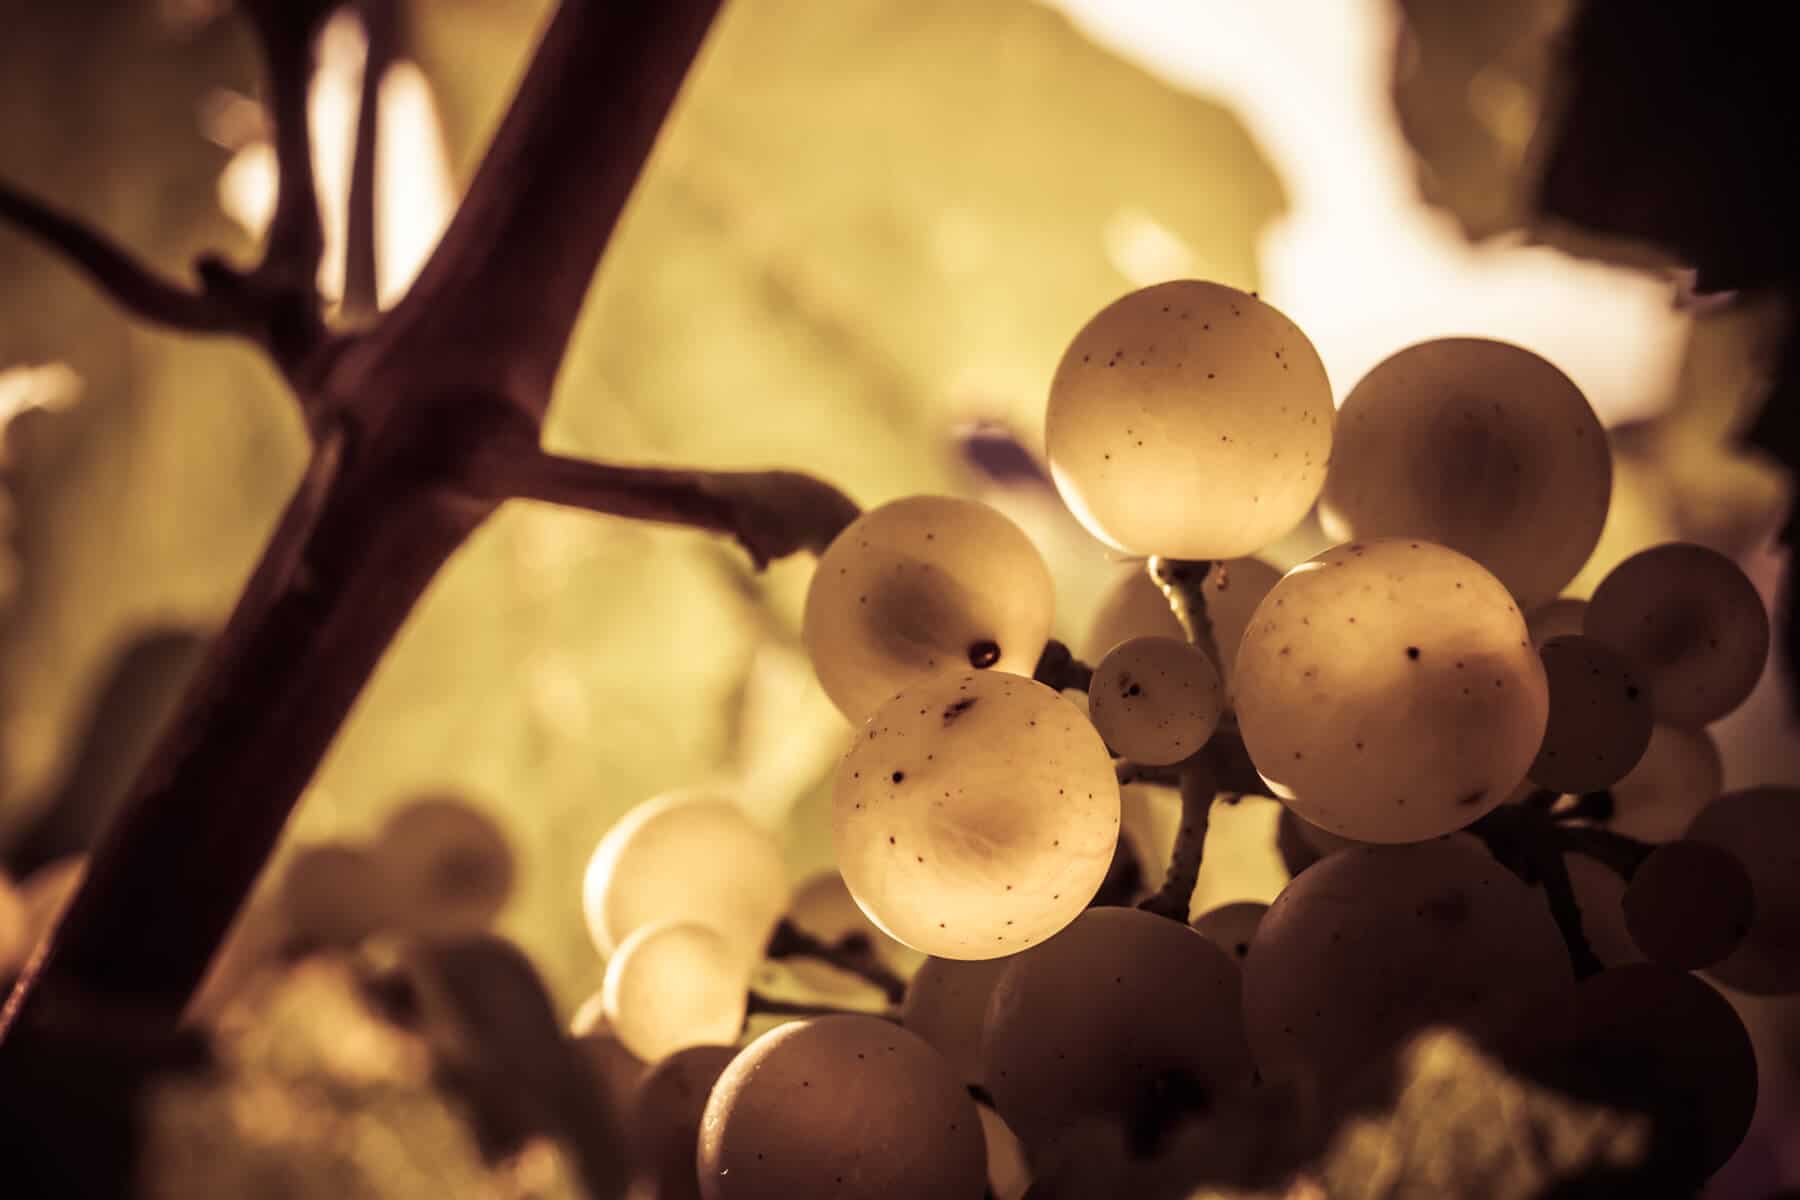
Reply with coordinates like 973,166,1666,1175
573,280,1787,1197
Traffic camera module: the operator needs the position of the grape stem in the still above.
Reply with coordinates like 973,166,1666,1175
341,0,399,321
1138,758,1218,922
1147,556,1222,670
1549,790,1617,824
1032,639,1094,692
744,992,897,1024
764,919,907,1004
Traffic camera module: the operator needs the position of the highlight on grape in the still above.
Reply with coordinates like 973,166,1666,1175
550,279,1782,1197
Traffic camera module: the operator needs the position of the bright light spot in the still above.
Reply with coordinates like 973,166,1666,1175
0,362,82,430
1102,206,1196,286
1044,0,1688,426
216,12,454,310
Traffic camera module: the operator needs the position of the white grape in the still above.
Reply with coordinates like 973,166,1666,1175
1319,338,1610,611
1528,635,1653,793
834,670,1119,959
629,1044,738,1200
602,919,751,1062
698,1015,986,1200
804,495,1054,724
982,907,1254,1154
1623,840,1754,970
583,791,790,965
900,954,1014,1085
1244,838,1571,1091
1234,540,1548,843
1046,280,1333,560
1584,542,1770,727
1606,723,1723,842
1190,901,1267,964
1082,566,1184,663
1685,787,1800,994
1087,636,1223,765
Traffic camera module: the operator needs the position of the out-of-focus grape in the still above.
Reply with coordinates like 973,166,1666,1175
1195,558,1283,691
1528,635,1653,793
629,1044,738,1200
1563,853,1642,968
376,794,514,936
1319,338,1610,611
1087,637,1223,765
568,998,649,1117
278,842,391,948
977,1103,1031,1200
1235,540,1548,842
602,920,751,1063
1190,901,1266,964
900,954,1013,1085
803,495,1053,724
1584,542,1770,727
1086,560,1282,694
785,872,922,1001
583,792,790,965
982,907,1253,1154
1606,723,1723,842
1499,965,1756,1181
1045,281,1333,560
1525,597,1588,648
1083,567,1184,664
1686,787,1800,994
0,872,28,976
1244,839,1570,1091
698,1016,986,1200
1624,840,1753,970
834,671,1118,959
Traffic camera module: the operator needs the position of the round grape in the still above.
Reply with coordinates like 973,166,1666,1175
804,495,1054,724
568,998,649,1116
834,670,1118,959
629,1044,738,1200
1190,901,1267,964
602,919,751,1062
1527,635,1653,793
1584,542,1769,726
1244,838,1571,1091
583,791,789,965
900,954,1013,1085
1234,540,1548,843
1624,840,1753,970
1526,596,1587,648
698,1015,986,1200
1045,281,1333,560
982,907,1254,1154
278,842,391,947
1082,566,1184,664
376,794,514,936
1194,558,1283,691
1685,787,1800,994
1606,723,1723,842
1319,338,1610,611
1087,637,1223,765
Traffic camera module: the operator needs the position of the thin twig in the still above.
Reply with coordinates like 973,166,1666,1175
1116,760,1181,788
1551,822,1654,880
745,993,895,1024
342,0,397,319
765,919,905,1004
1138,759,1216,922
1032,639,1093,692
1148,556,1220,668
0,181,249,333
1529,841,1604,980
466,446,860,568
240,0,335,292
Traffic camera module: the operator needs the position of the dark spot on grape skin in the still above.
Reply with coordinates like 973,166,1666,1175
891,771,905,784
967,640,1000,669
1406,646,1420,660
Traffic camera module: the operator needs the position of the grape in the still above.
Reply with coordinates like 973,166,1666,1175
697,1015,986,1200
1606,723,1723,842
1525,596,1587,648
804,495,1054,724
278,842,391,947
976,1103,1031,1200
583,792,790,965
1685,787,1800,994
982,907,1254,1154
1623,840,1753,970
1087,637,1223,765
1562,853,1642,968
1584,542,1770,726
1190,901,1266,964
629,1044,738,1200
1499,965,1756,1181
568,996,650,1116
785,872,922,1001
1244,838,1570,1092
376,794,514,936
602,920,751,1062
1194,558,1283,692
1234,540,1548,843
1082,566,1185,664
833,670,1118,959
1527,635,1653,793
1319,338,1610,611
900,955,1013,1085
1045,281,1333,560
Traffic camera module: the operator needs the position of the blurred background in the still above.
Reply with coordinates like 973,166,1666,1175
0,0,1794,1191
